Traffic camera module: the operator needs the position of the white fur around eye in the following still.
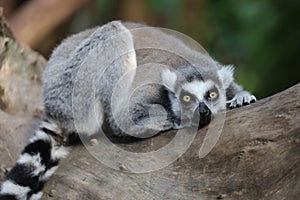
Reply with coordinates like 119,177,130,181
182,80,214,101
218,65,234,89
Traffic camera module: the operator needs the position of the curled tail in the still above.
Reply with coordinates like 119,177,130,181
0,121,70,200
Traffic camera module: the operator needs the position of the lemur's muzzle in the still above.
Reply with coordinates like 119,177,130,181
179,102,212,129
198,102,212,128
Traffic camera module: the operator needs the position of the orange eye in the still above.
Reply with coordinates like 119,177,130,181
209,91,218,99
183,95,191,102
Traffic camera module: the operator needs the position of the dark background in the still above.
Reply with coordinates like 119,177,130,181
1,0,299,98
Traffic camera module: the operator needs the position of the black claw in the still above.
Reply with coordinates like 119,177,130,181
250,99,256,103
229,105,235,109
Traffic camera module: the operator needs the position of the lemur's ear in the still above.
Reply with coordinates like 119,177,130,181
218,65,234,89
162,69,177,92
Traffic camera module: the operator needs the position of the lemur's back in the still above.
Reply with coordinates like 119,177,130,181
42,21,137,135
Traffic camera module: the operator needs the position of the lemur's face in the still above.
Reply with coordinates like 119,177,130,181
162,68,230,129
170,80,226,129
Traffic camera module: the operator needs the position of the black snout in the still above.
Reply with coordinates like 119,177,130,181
199,102,210,116
198,102,211,129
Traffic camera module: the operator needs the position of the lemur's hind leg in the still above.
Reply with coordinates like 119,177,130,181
0,121,70,200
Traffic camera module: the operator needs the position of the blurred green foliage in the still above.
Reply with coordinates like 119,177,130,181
203,0,300,98
72,0,300,98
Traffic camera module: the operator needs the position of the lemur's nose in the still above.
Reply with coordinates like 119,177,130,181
199,102,209,116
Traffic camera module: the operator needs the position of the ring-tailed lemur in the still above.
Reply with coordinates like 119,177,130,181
0,21,256,200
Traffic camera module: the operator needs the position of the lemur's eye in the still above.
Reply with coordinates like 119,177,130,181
182,95,191,102
209,91,218,99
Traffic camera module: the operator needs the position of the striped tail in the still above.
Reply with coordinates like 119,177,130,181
0,121,70,200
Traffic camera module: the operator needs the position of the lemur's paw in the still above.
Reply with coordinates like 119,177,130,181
227,91,256,109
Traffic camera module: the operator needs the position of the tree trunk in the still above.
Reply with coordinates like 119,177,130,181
0,10,45,180
0,12,299,200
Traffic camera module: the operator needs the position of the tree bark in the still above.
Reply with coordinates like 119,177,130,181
0,12,299,200
0,12,45,180
41,83,300,200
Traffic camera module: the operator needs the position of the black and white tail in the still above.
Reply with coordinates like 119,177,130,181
0,121,70,200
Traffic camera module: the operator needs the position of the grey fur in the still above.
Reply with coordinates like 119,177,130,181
43,20,256,137
0,21,257,199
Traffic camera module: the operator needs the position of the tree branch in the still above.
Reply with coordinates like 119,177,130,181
41,83,300,200
8,0,92,48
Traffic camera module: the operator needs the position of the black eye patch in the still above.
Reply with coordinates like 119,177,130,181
205,86,219,101
180,90,197,103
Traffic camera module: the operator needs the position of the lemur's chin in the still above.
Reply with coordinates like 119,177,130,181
198,114,212,129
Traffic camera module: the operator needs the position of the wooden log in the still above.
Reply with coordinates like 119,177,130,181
41,83,300,200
